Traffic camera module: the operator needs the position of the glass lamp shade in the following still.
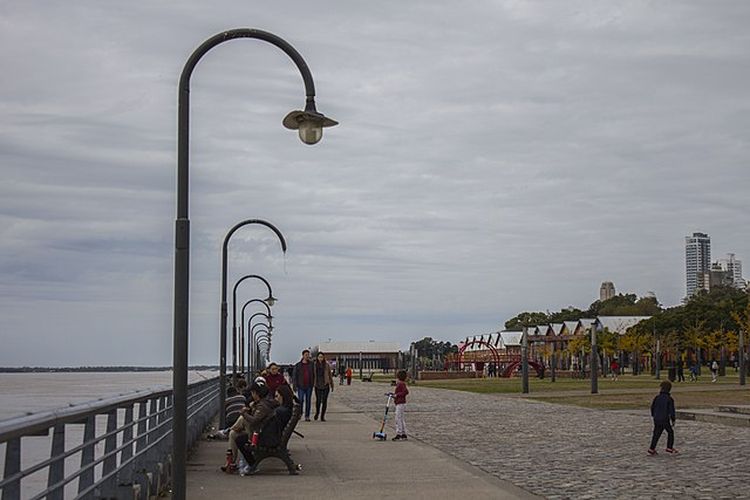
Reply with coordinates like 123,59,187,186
283,109,338,145
298,120,323,145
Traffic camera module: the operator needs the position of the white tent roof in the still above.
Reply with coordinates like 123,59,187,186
563,321,579,334
500,330,523,346
550,323,565,336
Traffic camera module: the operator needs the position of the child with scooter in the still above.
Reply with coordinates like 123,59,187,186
392,369,409,440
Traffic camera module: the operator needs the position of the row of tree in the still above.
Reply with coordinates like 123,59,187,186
507,287,750,363
504,293,662,331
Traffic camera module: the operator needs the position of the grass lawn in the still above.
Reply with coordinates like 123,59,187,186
406,371,750,410
414,372,744,394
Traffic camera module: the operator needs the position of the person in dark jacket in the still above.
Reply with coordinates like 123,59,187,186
648,380,677,455
313,352,334,421
292,349,314,421
234,382,279,475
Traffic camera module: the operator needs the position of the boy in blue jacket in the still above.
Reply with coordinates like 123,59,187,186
648,380,677,455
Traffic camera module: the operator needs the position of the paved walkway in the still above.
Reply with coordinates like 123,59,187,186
184,395,536,499
336,381,750,499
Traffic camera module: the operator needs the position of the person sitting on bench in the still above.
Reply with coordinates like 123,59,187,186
235,383,295,475
227,382,278,475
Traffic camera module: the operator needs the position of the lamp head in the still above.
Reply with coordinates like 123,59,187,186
283,109,338,145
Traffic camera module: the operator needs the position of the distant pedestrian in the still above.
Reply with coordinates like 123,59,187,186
648,380,677,455
689,363,699,382
392,369,409,441
313,352,334,422
676,357,685,382
345,366,353,385
610,359,619,381
710,360,719,383
339,367,345,385
292,349,314,421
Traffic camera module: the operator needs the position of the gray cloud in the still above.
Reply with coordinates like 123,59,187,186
1,0,748,365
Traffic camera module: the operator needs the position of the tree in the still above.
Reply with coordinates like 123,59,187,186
504,312,549,331
598,328,620,358
568,334,590,355
587,293,662,317
548,307,585,323
413,337,458,359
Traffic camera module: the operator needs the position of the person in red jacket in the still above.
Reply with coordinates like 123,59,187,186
264,362,287,396
392,369,409,441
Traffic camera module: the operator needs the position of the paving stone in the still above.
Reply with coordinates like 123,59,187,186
335,381,750,499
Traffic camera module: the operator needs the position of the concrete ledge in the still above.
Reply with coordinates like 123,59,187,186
717,404,750,415
677,409,750,427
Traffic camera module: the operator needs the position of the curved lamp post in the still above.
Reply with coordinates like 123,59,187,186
251,325,272,373
247,313,272,374
250,322,272,374
255,335,272,370
240,299,273,377
219,220,285,426
232,274,275,378
247,323,273,380
253,332,271,374
172,28,337,499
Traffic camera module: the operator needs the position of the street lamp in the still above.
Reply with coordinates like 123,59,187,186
256,335,272,369
521,328,529,394
740,329,746,386
172,28,337,499
250,327,272,374
591,324,599,394
219,219,285,427
232,274,275,378
248,314,272,374
240,299,272,373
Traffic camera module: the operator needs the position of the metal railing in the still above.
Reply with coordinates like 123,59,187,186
0,377,219,499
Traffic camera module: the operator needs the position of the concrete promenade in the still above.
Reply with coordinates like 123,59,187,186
183,393,536,499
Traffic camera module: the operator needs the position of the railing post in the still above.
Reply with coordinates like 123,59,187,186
134,400,150,498
78,415,96,498
46,424,66,500
100,409,119,498
135,401,147,453
2,437,21,500
117,405,135,495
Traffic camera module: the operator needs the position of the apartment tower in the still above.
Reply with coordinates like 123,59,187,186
685,232,711,297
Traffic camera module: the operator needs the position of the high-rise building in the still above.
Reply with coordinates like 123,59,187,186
706,263,734,288
599,281,616,301
685,232,711,297
718,253,745,288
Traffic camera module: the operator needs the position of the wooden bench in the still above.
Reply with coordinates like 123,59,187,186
253,402,303,474
362,372,374,382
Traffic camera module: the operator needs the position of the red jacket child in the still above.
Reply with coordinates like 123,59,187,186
394,379,409,405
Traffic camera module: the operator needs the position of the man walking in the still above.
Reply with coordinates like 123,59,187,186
313,352,334,421
293,349,314,421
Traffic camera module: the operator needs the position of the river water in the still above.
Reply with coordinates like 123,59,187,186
0,370,217,422
0,370,218,498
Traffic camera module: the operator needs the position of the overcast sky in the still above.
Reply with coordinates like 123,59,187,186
1,1,748,366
